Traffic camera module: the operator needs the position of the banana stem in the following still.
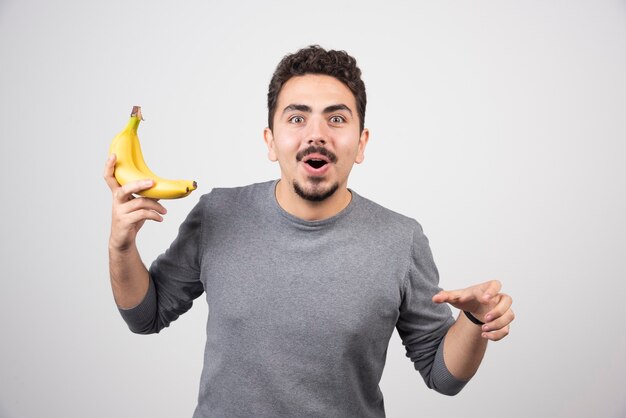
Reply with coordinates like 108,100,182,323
124,106,144,131
131,106,144,120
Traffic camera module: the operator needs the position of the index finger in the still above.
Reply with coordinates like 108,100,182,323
103,153,121,192
432,289,464,304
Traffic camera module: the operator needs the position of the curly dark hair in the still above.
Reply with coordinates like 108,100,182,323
267,45,367,132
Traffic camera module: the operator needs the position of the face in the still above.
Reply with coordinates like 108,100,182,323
264,74,369,203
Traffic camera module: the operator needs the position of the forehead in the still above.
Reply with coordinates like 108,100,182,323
277,74,357,110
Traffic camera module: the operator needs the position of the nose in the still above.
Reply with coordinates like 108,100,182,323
306,118,327,146
307,136,326,146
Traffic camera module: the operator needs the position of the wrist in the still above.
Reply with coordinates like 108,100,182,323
463,311,485,325
109,236,135,254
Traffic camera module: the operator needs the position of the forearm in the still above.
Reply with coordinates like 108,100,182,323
442,311,488,381
108,242,150,309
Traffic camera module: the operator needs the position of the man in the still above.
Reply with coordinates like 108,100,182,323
104,45,514,417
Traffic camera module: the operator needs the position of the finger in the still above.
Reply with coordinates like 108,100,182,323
103,154,121,191
125,208,164,224
482,324,510,342
482,308,515,333
114,179,155,203
432,289,465,304
481,279,502,302
483,294,513,322
121,196,168,216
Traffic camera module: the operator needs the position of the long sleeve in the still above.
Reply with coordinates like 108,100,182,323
118,195,206,334
395,221,467,395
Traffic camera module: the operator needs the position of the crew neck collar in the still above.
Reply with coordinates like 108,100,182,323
269,179,358,228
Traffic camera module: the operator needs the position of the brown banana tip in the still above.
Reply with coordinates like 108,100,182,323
131,106,144,120
193,181,197,188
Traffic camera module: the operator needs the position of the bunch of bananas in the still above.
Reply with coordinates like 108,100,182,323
109,106,197,199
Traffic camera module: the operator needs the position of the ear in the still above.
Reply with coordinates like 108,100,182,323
264,127,278,162
354,128,370,164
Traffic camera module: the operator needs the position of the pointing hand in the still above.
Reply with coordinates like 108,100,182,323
433,280,515,341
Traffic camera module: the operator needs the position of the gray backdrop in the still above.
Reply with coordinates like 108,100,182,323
1,1,625,417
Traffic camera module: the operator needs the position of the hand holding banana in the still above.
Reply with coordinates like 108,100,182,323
104,106,197,251
108,106,197,199
104,155,168,251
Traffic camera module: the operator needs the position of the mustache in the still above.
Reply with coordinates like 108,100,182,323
295,146,338,163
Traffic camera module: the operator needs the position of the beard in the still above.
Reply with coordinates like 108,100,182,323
293,178,339,202
292,145,340,202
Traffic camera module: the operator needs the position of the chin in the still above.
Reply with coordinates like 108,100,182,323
293,180,340,202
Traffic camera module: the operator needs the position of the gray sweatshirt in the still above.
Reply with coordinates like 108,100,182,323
119,180,467,417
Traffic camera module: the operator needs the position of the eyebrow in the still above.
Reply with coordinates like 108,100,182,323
282,103,353,116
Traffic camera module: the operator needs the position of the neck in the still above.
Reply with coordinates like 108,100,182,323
275,180,352,221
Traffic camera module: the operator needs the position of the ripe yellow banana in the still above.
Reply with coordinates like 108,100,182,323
109,106,197,199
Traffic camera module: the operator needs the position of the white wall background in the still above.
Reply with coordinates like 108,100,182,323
1,1,625,417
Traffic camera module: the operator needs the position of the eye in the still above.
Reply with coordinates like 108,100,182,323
330,115,345,124
289,116,305,124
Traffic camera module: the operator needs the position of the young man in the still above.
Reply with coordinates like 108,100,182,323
104,45,514,418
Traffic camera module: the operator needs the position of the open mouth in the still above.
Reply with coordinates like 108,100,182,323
297,147,336,174
306,159,328,169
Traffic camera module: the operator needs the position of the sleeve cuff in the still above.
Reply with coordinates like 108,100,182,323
430,336,469,396
117,278,158,334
